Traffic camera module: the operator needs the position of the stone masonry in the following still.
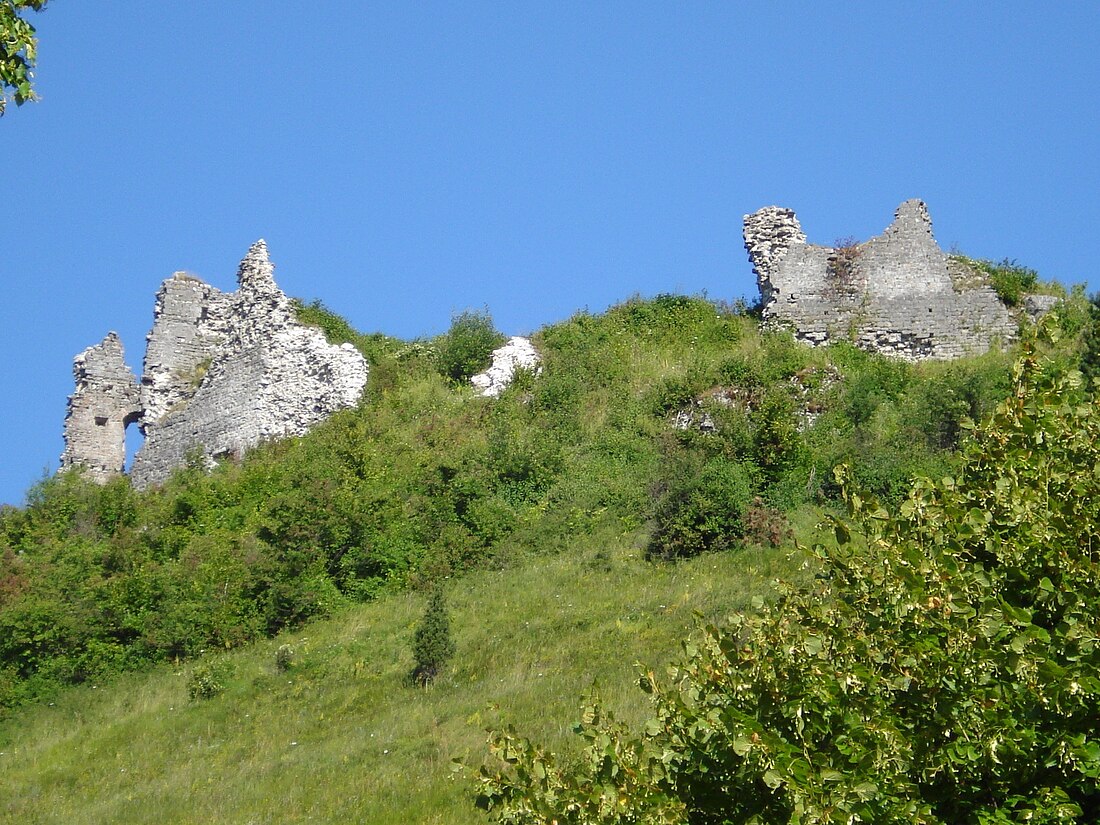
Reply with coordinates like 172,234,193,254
139,273,234,428
59,332,142,482
744,199,1018,360
62,241,369,488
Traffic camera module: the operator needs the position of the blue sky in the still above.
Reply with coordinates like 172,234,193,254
2,2,1097,505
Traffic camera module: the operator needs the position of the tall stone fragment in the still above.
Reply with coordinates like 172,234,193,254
744,199,1017,360
140,273,232,428
60,332,141,482
129,240,369,488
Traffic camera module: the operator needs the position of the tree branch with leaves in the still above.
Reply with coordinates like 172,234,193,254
1,1,49,115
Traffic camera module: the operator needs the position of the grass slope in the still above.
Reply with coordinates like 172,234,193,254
0,527,807,824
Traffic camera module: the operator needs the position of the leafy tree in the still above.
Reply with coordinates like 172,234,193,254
474,330,1100,823
412,586,455,685
1,1,49,115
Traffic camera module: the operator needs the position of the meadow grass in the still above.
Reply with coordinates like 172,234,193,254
0,522,810,824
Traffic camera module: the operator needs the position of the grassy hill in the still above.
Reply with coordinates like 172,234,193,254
1,532,809,824
1,286,1093,822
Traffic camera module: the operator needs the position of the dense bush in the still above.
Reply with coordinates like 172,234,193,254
648,457,755,560
435,309,506,382
475,334,1100,823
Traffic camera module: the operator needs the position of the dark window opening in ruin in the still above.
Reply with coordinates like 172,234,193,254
122,410,144,474
94,415,108,426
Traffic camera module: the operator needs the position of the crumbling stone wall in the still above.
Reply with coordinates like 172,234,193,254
744,199,1018,360
61,241,369,487
139,273,233,428
59,332,142,482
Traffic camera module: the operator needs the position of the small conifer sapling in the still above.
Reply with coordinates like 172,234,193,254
412,586,456,685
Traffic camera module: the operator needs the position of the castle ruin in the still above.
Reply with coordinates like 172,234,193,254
62,200,1053,487
743,199,1033,360
61,241,369,488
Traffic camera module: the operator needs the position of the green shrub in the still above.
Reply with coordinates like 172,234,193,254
187,657,233,701
411,586,455,685
648,458,754,559
274,643,294,672
435,309,505,383
749,386,806,484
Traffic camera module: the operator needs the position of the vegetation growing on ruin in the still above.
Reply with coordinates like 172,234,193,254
949,254,1041,307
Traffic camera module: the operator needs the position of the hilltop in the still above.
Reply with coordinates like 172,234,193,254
2,248,1097,821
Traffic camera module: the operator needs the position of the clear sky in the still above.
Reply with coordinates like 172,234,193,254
2,2,1097,505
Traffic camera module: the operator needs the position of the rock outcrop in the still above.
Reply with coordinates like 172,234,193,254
744,200,1018,360
470,336,541,397
62,241,369,488
59,333,142,482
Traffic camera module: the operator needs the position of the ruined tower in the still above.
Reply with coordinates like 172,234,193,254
59,332,142,482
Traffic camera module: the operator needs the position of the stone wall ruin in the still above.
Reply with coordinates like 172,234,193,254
61,241,369,487
743,199,1022,360
59,332,142,483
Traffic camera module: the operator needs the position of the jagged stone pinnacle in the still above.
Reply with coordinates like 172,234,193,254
891,199,933,238
237,239,278,294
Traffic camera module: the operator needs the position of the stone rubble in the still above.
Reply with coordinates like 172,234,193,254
470,336,541,397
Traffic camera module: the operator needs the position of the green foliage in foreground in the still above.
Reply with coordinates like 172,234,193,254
473,335,1100,823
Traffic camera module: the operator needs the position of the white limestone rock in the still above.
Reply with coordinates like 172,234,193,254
471,336,541,397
